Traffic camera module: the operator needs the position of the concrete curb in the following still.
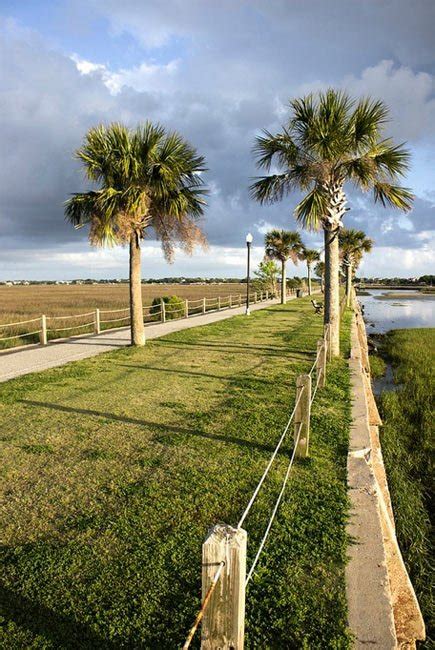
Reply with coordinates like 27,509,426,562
346,296,425,648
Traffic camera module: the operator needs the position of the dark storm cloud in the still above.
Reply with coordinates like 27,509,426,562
0,0,434,277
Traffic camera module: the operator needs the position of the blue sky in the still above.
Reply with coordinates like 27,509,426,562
1,1,434,280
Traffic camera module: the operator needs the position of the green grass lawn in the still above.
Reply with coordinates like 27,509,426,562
374,328,434,647
0,298,352,648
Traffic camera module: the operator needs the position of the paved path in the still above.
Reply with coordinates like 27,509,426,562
0,299,279,383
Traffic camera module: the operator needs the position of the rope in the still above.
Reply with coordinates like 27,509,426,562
100,307,129,314
310,368,323,405
100,315,130,324
245,421,303,586
49,311,94,320
237,386,305,530
47,322,94,332
182,561,225,650
0,329,41,341
0,316,40,328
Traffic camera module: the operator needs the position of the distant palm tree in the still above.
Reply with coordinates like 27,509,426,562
299,248,320,295
65,122,207,346
264,229,303,304
339,229,373,306
251,89,412,356
314,261,325,293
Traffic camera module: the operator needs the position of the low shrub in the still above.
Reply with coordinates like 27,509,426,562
150,295,185,321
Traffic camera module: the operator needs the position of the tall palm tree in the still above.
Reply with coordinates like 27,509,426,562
299,248,320,295
65,122,207,346
339,229,373,306
251,89,412,356
264,229,303,304
314,261,325,293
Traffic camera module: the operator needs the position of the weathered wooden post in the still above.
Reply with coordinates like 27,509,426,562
202,298,206,314
201,524,247,649
316,339,326,388
266,290,269,300
254,291,257,304
218,296,221,311
229,295,232,308
161,298,166,323
94,308,100,334
185,299,189,318
294,374,311,458
239,293,242,306
40,315,47,346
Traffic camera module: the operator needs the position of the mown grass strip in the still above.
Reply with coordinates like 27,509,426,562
0,298,351,648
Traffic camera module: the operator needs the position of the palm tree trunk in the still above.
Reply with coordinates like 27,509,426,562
324,227,340,356
307,263,312,295
129,232,145,346
346,262,352,307
281,260,286,304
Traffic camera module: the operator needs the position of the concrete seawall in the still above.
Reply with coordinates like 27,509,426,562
345,293,425,648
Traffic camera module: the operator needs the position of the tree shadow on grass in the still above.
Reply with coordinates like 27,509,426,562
114,362,275,385
154,339,313,359
0,582,117,649
19,400,288,457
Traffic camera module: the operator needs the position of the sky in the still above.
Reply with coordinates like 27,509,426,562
0,0,434,280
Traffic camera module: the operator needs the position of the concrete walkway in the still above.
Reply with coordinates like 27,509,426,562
0,299,279,383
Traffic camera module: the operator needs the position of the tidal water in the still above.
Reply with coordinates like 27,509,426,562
357,289,435,334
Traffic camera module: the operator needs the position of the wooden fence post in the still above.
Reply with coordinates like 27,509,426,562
201,523,247,650
218,296,221,311
254,292,257,304
229,295,232,308
40,315,47,346
294,373,311,458
202,298,206,314
185,299,189,318
239,294,242,307
94,308,100,334
266,290,269,300
161,298,166,323
316,339,326,388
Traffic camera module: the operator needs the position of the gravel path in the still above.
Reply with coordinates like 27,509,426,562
0,299,279,383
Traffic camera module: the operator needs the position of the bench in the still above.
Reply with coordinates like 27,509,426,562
311,299,323,314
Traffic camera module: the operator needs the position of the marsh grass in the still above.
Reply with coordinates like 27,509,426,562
0,299,352,648
0,284,247,349
375,328,434,647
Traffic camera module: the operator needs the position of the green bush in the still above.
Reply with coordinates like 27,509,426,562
150,295,185,321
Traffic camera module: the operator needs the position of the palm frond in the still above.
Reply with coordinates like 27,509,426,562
373,183,414,211
294,186,328,230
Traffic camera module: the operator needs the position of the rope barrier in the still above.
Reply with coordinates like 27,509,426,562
49,311,94,320
0,316,41,328
100,315,130,324
182,561,225,649
100,307,130,314
237,386,305,530
245,421,303,586
47,322,94,332
0,330,41,341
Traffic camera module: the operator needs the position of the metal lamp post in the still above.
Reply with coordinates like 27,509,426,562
245,233,253,315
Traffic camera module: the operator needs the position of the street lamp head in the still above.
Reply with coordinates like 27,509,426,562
246,233,253,244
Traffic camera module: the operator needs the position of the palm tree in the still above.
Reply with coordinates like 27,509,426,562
264,229,303,304
299,248,320,295
339,229,373,306
251,89,412,356
314,261,325,293
65,122,207,346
